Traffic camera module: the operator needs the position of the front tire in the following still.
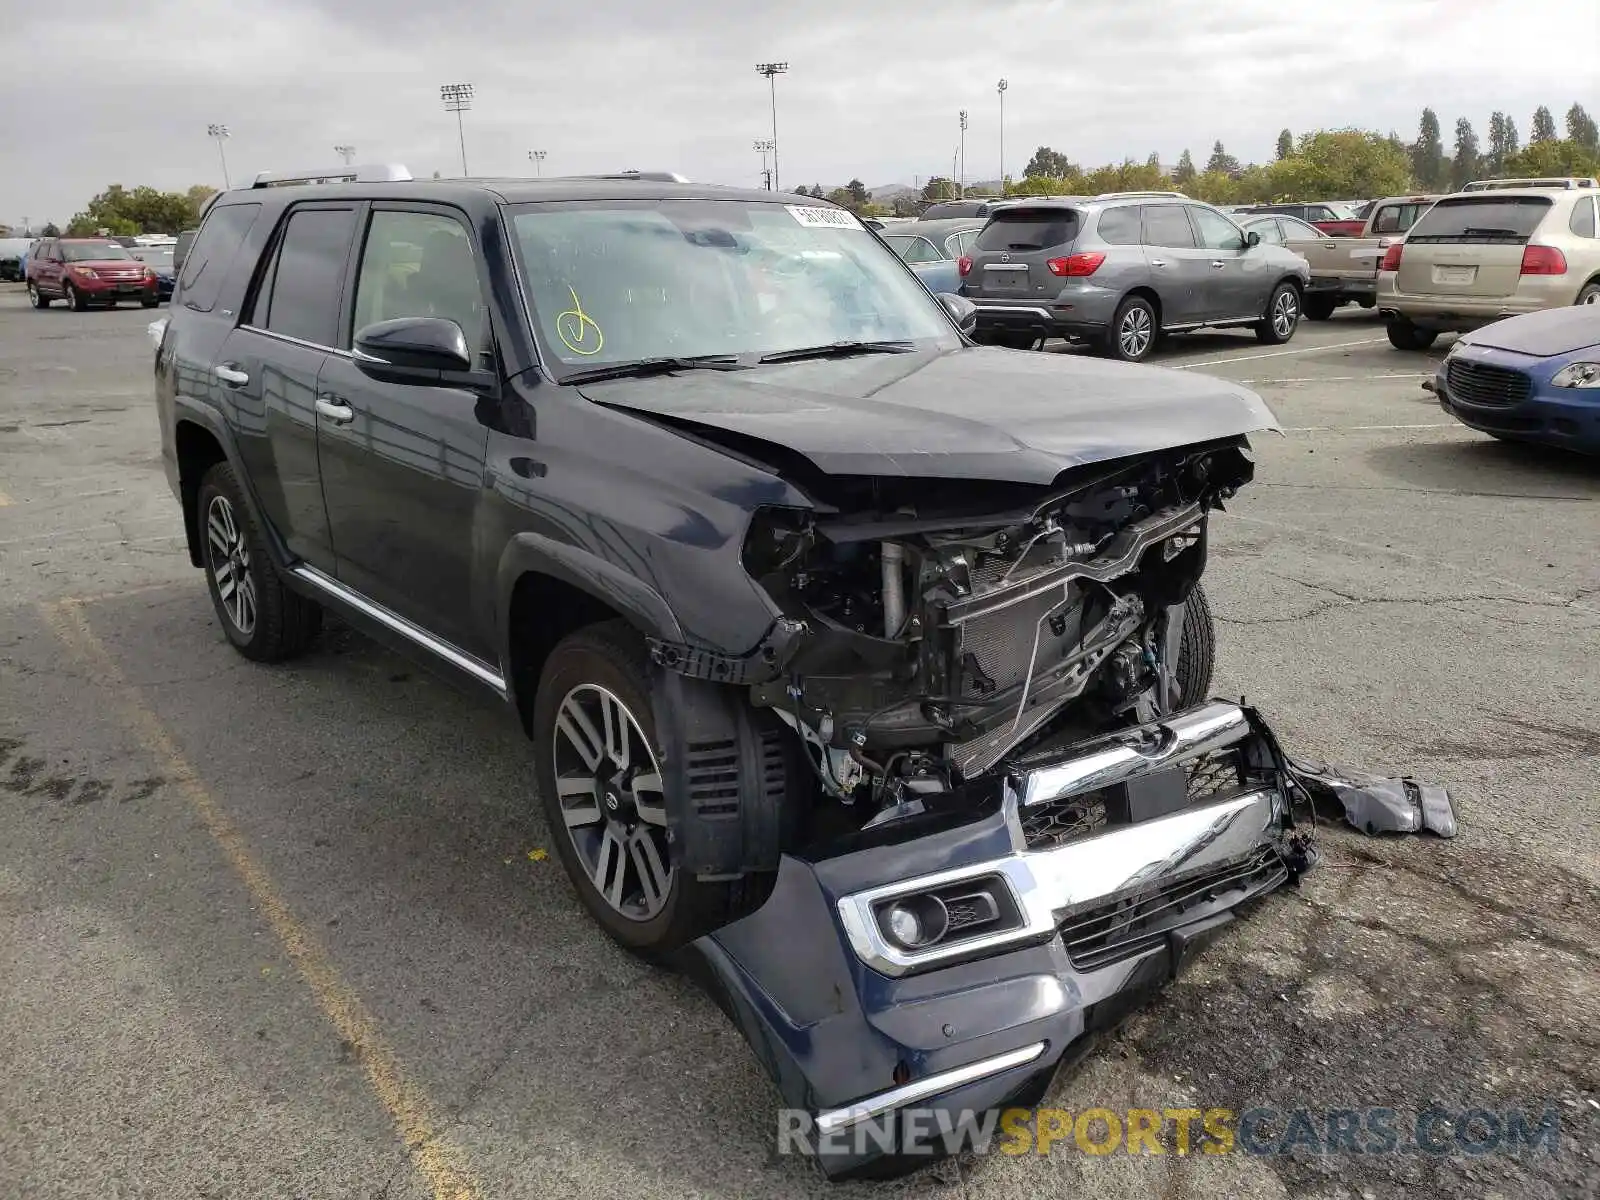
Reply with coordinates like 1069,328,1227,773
1103,295,1158,361
64,283,89,312
1386,319,1438,351
1255,283,1300,344
197,461,321,661
532,621,750,957
1174,585,1216,709
27,282,49,308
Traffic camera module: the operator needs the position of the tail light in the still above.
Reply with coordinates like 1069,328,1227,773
1519,245,1567,275
1046,252,1106,277
1379,243,1403,272
957,255,972,277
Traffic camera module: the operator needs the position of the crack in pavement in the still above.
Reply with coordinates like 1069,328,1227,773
1216,572,1597,626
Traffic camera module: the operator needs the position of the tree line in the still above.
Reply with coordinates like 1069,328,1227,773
1002,101,1597,208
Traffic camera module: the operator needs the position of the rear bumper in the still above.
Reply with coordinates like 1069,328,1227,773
686,701,1306,1179
1379,275,1576,332
966,286,1120,337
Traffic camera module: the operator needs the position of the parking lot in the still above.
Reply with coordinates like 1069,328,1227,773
1,287,1596,1199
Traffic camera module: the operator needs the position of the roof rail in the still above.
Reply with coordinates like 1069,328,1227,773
557,170,691,183
1093,190,1189,201
1461,176,1597,191
250,164,414,188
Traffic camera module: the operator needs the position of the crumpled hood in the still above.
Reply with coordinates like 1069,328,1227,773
1462,306,1600,358
580,346,1280,483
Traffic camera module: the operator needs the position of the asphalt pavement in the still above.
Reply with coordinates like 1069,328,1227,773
1,289,1596,1200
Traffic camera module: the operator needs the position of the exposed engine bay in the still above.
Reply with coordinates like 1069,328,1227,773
734,440,1254,821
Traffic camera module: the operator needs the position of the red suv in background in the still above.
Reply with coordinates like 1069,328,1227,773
26,237,161,310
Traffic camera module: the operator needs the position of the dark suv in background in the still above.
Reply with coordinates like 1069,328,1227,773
153,166,1301,1174
959,192,1310,360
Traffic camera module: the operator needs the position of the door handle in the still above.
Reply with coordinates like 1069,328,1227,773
214,364,249,386
1211,260,1227,269
1149,259,1166,268
315,397,355,424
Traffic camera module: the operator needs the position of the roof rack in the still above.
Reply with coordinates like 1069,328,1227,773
250,164,414,188
557,170,691,183
1461,176,1597,191
1093,190,1189,201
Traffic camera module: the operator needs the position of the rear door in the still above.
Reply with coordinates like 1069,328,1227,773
32,238,62,294
215,202,360,567
962,206,1082,299
1139,204,1207,323
1397,195,1555,299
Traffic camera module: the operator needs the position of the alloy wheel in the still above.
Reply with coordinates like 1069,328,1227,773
1119,306,1153,358
1581,289,1599,305
205,494,256,635
551,683,672,921
1272,289,1299,337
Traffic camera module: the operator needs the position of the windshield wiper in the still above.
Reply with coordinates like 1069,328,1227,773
562,354,747,384
1459,227,1524,238
758,339,918,365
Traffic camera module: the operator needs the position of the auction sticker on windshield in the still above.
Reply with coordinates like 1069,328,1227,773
787,205,863,230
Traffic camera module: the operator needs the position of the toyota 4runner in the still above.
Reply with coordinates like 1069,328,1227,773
154,165,1311,1174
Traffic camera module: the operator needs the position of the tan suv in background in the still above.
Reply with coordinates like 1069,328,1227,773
1378,178,1600,349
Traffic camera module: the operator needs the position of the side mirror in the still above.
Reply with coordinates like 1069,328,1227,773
938,291,978,334
353,316,472,384
1245,231,1261,248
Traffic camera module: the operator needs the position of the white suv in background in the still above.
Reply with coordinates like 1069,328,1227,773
1378,179,1600,350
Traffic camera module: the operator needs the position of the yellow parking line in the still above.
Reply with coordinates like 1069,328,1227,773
42,598,482,1200
0,489,11,506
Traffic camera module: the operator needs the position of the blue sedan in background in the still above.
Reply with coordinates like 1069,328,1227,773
130,244,176,301
880,218,985,295
1433,305,1600,455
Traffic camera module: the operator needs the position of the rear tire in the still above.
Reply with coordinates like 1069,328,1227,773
1103,295,1158,362
1577,281,1600,306
1303,296,1337,321
197,461,322,661
1386,319,1438,351
27,282,49,309
531,620,752,958
1255,283,1300,344
1174,585,1216,710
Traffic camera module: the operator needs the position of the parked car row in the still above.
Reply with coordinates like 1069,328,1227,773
24,236,163,309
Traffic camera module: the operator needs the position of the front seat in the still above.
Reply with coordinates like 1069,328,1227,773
406,230,482,346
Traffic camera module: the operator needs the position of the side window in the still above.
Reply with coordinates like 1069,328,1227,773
352,210,488,347
1096,206,1142,246
1569,196,1597,238
897,236,943,264
954,229,981,255
1191,207,1246,250
178,203,262,312
261,207,358,346
1253,221,1285,245
1141,205,1197,249
1371,205,1402,234
1306,206,1332,223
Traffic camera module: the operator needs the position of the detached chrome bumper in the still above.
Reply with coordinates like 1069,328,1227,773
686,701,1307,1179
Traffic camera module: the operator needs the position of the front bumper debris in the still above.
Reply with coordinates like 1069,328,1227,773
682,700,1455,1179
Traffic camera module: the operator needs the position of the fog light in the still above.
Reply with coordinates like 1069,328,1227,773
883,895,949,949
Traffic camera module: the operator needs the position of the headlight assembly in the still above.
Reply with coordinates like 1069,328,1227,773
1550,361,1600,389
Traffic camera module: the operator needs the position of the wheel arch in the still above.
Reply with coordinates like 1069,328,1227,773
174,417,229,567
1120,284,1162,326
497,534,686,729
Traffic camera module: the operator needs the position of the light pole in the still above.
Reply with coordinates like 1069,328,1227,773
755,62,788,192
334,144,355,166
753,139,774,190
958,110,968,197
997,79,1008,191
528,149,546,177
439,83,474,176
207,124,231,190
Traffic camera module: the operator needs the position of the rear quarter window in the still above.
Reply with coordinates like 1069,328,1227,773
974,209,1081,252
1406,197,1553,242
177,203,262,311
1569,196,1597,239
1096,207,1141,246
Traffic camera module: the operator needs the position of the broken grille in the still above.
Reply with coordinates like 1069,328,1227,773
1057,846,1286,971
1019,794,1109,851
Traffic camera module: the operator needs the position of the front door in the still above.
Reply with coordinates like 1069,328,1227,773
315,204,493,661
216,202,361,567
1189,205,1257,320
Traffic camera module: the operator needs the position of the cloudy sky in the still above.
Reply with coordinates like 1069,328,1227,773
3,0,1596,228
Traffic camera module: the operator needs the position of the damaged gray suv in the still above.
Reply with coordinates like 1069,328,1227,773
155,170,1336,1177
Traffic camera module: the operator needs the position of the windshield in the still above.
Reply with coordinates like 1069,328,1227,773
63,241,132,261
508,199,957,373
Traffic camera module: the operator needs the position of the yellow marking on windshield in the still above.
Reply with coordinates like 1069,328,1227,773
555,286,604,356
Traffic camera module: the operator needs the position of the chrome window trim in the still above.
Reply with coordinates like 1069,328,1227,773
239,324,354,359
290,564,506,695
